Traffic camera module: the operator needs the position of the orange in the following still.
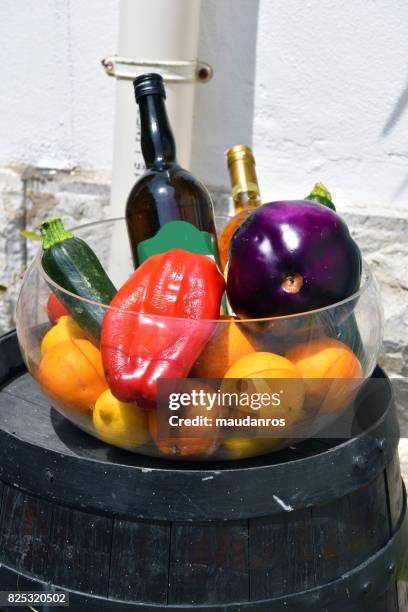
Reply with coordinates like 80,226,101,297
222,352,306,431
93,389,149,450
191,317,256,378
224,351,300,379
286,337,363,413
149,380,221,459
37,338,108,413
40,315,87,355
149,407,219,459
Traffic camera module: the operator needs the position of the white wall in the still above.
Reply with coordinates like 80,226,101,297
192,0,408,213
2,0,408,212
0,0,118,170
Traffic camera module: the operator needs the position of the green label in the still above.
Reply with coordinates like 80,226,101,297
137,220,219,265
137,221,227,314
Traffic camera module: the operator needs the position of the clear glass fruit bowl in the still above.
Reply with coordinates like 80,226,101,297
16,218,383,461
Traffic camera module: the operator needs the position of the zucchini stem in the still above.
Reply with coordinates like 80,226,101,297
40,218,74,250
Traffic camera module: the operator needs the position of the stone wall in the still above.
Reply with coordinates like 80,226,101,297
0,166,110,335
1,165,406,378
343,210,408,378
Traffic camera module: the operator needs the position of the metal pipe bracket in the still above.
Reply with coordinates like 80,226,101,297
101,56,213,83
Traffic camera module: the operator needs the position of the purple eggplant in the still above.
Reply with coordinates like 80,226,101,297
227,200,361,318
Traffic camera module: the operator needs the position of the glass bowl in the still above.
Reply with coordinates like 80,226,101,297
16,218,383,461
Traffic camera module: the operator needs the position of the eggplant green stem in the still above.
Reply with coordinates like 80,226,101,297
40,218,73,250
306,182,336,211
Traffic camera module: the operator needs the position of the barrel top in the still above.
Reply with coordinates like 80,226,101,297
0,330,399,521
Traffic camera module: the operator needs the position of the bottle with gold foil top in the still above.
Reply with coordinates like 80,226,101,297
218,145,262,271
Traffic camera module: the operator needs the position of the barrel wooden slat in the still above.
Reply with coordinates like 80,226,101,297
285,507,316,594
47,505,112,596
312,492,351,585
168,521,249,605
346,472,389,566
0,485,52,578
109,519,170,604
249,508,314,600
387,451,404,532
249,513,288,600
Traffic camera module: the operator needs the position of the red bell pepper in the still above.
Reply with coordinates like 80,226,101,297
101,249,225,408
47,292,69,324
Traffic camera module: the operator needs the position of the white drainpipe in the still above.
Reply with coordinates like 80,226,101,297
105,0,210,219
102,0,211,281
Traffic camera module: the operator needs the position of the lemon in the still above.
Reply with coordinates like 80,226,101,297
223,437,283,459
93,389,149,450
41,315,86,355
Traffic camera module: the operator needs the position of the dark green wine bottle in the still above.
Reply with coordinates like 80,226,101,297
126,73,218,267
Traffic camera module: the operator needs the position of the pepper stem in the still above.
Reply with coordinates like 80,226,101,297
40,218,73,250
306,182,336,211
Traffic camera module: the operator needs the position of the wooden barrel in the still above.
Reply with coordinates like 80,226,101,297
0,330,406,611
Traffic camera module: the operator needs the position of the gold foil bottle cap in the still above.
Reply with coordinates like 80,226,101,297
225,144,256,167
225,145,259,199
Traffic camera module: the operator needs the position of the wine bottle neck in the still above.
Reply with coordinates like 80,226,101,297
233,190,262,214
227,146,261,213
138,94,177,168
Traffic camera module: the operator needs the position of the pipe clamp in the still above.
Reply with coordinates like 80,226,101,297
101,56,213,83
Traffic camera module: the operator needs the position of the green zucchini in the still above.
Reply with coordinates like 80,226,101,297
40,218,116,341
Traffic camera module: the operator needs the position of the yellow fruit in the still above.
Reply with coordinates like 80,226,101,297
223,437,283,459
41,316,87,355
191,317,256,378
286,337,363,413
222,352,305,431
93,389,149,450
224,352,299,379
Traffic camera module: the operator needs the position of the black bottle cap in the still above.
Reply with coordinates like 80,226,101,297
133,73,166,102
